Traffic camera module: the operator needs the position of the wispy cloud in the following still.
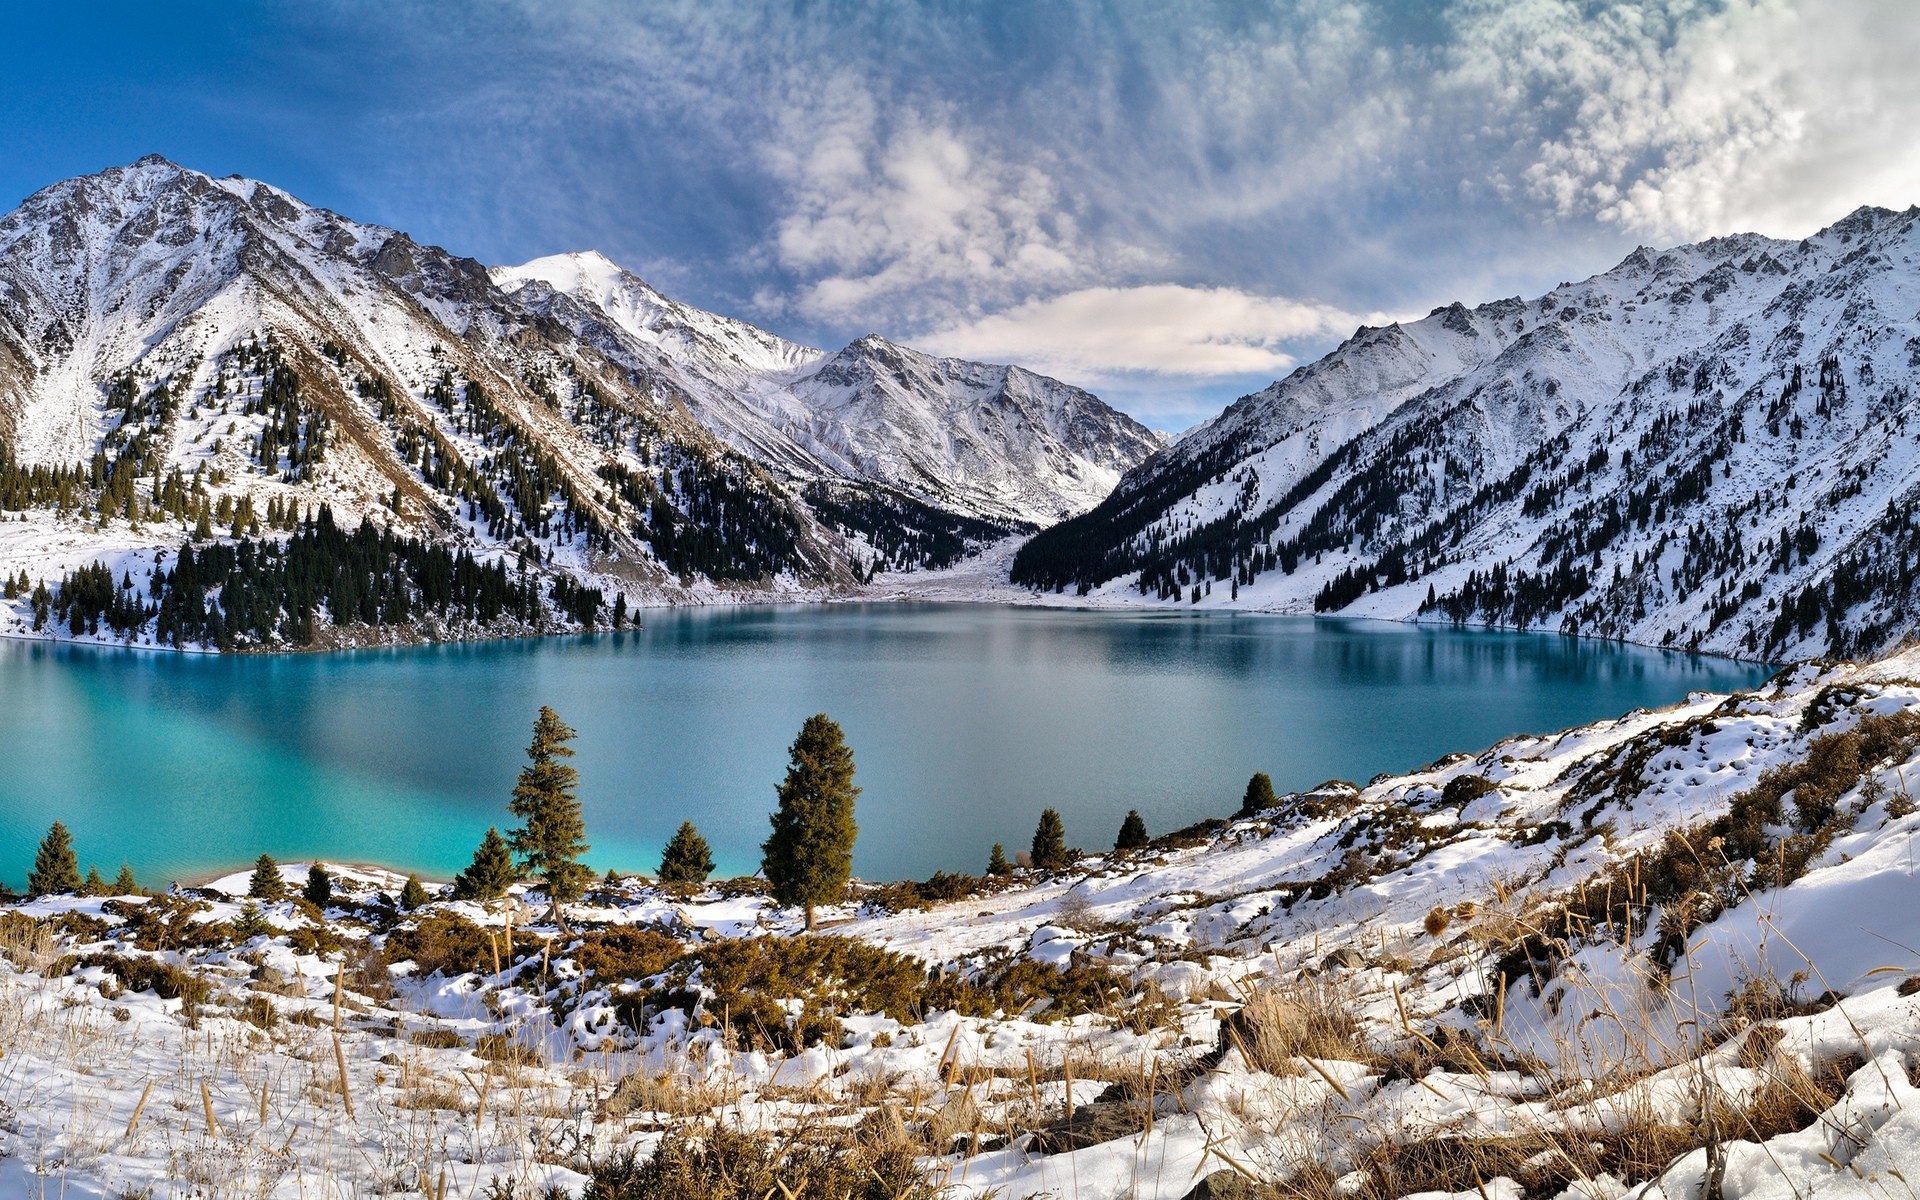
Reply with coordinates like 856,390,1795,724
67,0,1920,425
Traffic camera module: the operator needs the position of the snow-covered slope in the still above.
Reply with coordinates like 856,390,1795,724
0,157,1158,649
1015,207,1920,661
494,252,1162,526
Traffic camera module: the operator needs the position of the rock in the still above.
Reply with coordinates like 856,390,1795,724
1321,946,1368,971
926,1089,980,1145
1026,1099,1150,1154
1182,1170,1266,1199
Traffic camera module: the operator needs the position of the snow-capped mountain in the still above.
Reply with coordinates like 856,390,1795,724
494,251,1161,526
0,156,1158,647
1015,204,1920,660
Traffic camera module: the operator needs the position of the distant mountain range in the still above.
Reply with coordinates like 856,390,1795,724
0,155,1158,638
1016,204,1920,660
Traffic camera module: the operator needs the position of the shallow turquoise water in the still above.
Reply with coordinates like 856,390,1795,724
0,605,1774,889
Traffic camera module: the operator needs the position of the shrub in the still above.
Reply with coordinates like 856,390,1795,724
573,927,682,984
583,1126,938,1200
102,895,227,952
77,954,210,1004
1442,774,1498,807
384,912,538,977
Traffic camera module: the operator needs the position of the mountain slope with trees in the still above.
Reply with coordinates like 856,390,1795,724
0,156,1159,649
1015,205,1920,660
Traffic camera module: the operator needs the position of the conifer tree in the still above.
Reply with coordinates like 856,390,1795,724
761,713,860,931
26,821,81,896
249,854,285,900
1115,809,1149,852
507,708,592,929
987,843,1012,876
304,863,332,908
657,821,715,886
1239,772,1278,818
452,827,517,901
1029,810,1075,864
232,900,271,941
399,874,429,910
112,863,139,896
1031,808,1069,871
82,865,106,895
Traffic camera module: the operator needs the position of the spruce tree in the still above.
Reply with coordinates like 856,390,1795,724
26,821,81,896
507,707,592,929
452,827,517,901
304,863,333,908
657,821,715,886
761,713,860,931
987,843,1012,876
1031,808,1069,871
1115,809,1149,852
232,900,271,941
112,863,139,896
249,854,286,900
82,865,106,896
399,874,429,910
1239,772,1278,818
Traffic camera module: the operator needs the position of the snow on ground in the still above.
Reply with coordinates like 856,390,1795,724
7,653,1920,1196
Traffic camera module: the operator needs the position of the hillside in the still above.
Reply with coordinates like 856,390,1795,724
6,651,1920,1196
1014,205,1920,661
0,157,1157,651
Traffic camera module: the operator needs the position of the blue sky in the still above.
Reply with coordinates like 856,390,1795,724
6,1,1919,430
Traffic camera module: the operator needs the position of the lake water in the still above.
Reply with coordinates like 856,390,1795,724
0,605,1774,890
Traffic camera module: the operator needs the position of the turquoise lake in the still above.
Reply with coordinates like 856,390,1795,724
0,605,1775,890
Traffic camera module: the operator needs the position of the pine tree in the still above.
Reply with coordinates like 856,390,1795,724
1239,772,1278,818
112,863,139,896
304,863,333,908
248,854,285,900
452,827,517,901
761,713,860,931
987,843,1012,876
26,821,81,896
399,874,429,910
507,707,592,929
657,821,715,886
232,900,271,941
1115,809,1149,852
1031,808,1069,872
82,865,106,895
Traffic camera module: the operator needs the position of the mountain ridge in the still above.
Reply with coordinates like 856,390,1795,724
0,156,1158,649
1014,203,1920,661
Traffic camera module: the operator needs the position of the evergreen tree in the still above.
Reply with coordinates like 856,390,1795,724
248,854,286,900
987,842,1012,876
761,713,860,931
399,874,429,910
82,865,106,896
657,821,715,886
452,826,517,901
231,900,271,941
507,707,592,928
1239,772,1278,818
1031,808,1069,872
112,863,139,896
26,821,81,896
304,863,333,908
1115,809,1149,851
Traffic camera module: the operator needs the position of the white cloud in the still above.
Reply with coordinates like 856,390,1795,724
761,75,1092,325
918,285,1370,383
1449,0,1920,240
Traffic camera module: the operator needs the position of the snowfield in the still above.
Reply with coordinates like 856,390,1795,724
7,651,1920,1196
